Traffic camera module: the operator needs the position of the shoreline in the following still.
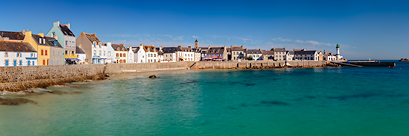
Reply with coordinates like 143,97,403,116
0,62,335,93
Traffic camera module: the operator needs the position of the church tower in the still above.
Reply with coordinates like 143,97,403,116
194,39,199,49
336,44,340,60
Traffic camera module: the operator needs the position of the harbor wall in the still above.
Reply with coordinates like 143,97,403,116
194,60,326,69
0,61,325,91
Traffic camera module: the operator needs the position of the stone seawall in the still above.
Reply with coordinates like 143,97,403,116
194,60,327,69
0,61,325,91
0,64,106,92
105,62,195,74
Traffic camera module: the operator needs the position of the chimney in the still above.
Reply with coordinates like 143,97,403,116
188,46,191,49
224,45,226,49
53,21,60,27
25,31,32,37
230,45,233,49
324,50,326,54
66,23,70,29
53,35,58,40
241,45,243,48
20,30,26,35
38,33,44,37
160,46,163,51
178,45,182,48
208,45,210,50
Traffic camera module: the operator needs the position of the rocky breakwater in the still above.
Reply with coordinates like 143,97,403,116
0,64,108,92
399,58,409,62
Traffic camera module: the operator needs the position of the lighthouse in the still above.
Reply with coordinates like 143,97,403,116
336,44,340,60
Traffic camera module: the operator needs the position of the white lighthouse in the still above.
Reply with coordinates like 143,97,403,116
336,44,341,60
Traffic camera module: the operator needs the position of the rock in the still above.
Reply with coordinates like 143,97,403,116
149,75,157,78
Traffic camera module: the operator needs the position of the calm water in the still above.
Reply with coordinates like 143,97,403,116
1,61,409,136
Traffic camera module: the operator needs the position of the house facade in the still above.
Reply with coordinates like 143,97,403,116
202,45,228,61
76,46,86,64
178,46,195,61
45,36,64,65
0,41,37,66
112,43,128,63
127,47,134,63
246,49,262,61
133,44,158,63
230,45,245,61
46,21,76,64
294,50,318,61
76,32,107,64
261,50,274,60
23,31,50,65
160,47,180,62
272,47,286,61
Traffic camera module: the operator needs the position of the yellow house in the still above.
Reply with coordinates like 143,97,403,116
23,31,50,65
112,43,128,63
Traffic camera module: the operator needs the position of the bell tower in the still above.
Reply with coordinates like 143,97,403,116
194,39,199,49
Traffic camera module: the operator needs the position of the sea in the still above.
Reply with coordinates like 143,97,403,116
0,60,408,136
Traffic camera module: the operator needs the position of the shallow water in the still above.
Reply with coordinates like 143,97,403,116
1,61,409,136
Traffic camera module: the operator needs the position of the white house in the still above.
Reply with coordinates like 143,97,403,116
127,47,134,63
293,50,318,61
76,46,86,64
178,46,195,61
133,44,158,63
0,41,37,66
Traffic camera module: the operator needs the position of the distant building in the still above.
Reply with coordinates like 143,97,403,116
133,44,157,63
76,46,86,64
76,32,107,64
261,50,274,60
127,47,134,63
178,45,195,61
46,21,76,64
293,49,318,61
160,47,181,62
286,51,294,61
44,36,64,65
272,47,286,61
107,42,127,63
245,49,262,61
23,31,51,65
202,45,228,61
230,45,245,61
0,41,37,66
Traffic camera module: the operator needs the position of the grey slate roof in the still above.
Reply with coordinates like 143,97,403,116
246,49,262,54
0,41,37,52
59,24,75,37
294,50,317,55
273,48,286,52
44,37,63,48
112,43,126,51
0,31,25,40
76,46,86,54
162,47,182,53
132,47,140,53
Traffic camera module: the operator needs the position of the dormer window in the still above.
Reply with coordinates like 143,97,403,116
43,39,45,44
99,43,101,48
4,52,8,57
39,38,42,44
93,42,96,47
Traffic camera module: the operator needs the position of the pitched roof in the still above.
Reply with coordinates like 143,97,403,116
32,35,49,46
143,45,156,52
59,24,75,37
162,47,182,53
44,36,63,48
273,48,286,52
76,46,85,54
294,50,317,55
111,43,126,51
0,31,25,40
84,33,101,43
262,50,274,55
0,41,36,52
208,47,225,54
231,46,244,51
246,49,262,54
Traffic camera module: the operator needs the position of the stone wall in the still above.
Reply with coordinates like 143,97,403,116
194,60,326,69
105,62,195,74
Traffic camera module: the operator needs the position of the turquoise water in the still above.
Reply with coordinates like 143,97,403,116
1,61,409,136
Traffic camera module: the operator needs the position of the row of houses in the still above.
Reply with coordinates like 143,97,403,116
0,21,344,66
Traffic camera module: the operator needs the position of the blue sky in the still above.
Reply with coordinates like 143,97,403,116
1,0,408,60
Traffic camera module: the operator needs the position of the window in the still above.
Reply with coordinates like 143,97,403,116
99,50,101,56
94,50,96,56
65,50,68,55
43,60,45,65
104,51,106,56
47,59,49,65
93,42,96,47
99,43,101,48
72,51,74,55
123,53,126,57
5,52,8,57
45,50,48,55
39,38,42,44
32,61,35,65
51,60,53,65
17,53,19,57
120,53,122,57
13,60,16,66
19,60,22,66
5,60,9,66
52,32,55,36
41,50,44,55
27,61,30,66
53,51,55,56
57,60,59,65
65,41,68,46
58,51,60,56
54,41,58,46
